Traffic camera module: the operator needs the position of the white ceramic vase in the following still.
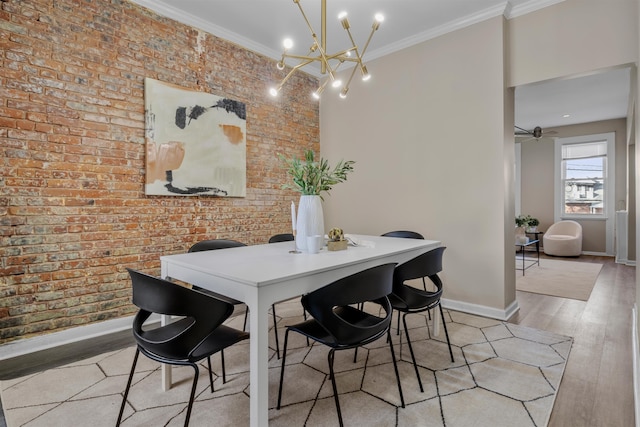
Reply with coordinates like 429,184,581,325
296,195,324,252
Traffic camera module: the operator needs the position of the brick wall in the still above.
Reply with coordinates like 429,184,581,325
0,0,319,343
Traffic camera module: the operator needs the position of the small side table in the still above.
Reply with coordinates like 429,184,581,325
515,239,540,276
526,230,544,255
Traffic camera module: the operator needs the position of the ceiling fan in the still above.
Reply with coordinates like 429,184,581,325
514,125,557,142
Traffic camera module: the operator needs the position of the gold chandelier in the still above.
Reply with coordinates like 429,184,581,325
269,0,383,100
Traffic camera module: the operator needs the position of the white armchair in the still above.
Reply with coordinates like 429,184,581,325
543,220,582,256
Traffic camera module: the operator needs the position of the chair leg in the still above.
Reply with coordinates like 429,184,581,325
183,363,200,427
439,304,454,362
327,349,344,427
303,309,310,347
276,329,291,409
207,357,214,392
422,278,431,320
220,350,227,383
387,330,405,408
272,304,280,359
402,313,424,392
116,348,140,426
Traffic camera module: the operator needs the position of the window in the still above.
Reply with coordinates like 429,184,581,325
555,133,614,220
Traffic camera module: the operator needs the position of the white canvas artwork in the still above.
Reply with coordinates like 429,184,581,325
144,78,246,197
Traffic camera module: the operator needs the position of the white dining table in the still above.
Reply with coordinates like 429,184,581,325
160,234,441,427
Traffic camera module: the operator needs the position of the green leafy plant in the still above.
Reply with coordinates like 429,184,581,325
279,149,355,198
515,214,539,228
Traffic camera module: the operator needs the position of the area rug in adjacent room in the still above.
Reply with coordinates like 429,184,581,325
516,258,603,301
0,308,572,427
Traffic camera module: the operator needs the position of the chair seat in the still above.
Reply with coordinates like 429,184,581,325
545,235,574,240
190,325,250,361
388,290,440,313
288,305,388,348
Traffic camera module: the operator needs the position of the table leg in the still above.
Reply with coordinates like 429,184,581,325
159,262,173,391
432,309,441,336
248,296,270,427
160,314,172,391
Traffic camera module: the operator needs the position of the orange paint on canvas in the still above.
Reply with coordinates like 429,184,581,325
220,124,244,144
146,141,185,184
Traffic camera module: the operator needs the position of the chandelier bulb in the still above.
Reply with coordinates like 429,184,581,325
372,13,384,30
338,12,350,29
361,65,370,81
283,38,293,50
269,87,279,97
276,61,285,70
331,79,342,88
339,88,348,99
312,85,326,99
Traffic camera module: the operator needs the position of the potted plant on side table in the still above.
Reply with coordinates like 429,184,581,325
279,149,355,252
515,215,530,244
526,216,539,233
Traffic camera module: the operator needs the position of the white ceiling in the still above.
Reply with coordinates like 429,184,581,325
130,0,631,132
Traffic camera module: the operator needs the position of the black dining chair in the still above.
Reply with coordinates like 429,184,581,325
388,246,454,393
188,239,249,331
117,269,249,427
268,233,295,243
267,233,306,358
381,231,427,293
381,230,425,240
381,230,431,329
277,263,405,426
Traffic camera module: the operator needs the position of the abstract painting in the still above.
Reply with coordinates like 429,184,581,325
144,78,246,196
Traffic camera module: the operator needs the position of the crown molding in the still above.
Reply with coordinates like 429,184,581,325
128,0,282,60
129,0,565,78
507,0,566,18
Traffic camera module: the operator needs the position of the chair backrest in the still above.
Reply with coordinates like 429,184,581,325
392,247,447,301
268,233,294,243
301,263,396,346
546,220,582,237
127,268,234,360
189,239,246,252
381,230,425,240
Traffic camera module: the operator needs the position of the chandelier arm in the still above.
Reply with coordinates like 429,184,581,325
341,62,360,94
295,0,336,76
278,57,316,91
294,0,317,40
343,27,362,62
358,24,379,59
282,53,322,63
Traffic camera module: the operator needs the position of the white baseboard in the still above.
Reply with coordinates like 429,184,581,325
633,305,640,427
582,251,613,257
0,314,156,361
442,298,520,321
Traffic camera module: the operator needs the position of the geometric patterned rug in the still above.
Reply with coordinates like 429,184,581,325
0,302,572,427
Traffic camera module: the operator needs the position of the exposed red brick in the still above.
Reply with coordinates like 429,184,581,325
0,0,319,343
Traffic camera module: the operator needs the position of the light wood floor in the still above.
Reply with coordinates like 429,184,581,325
509,253,636,427
0,254,635,426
